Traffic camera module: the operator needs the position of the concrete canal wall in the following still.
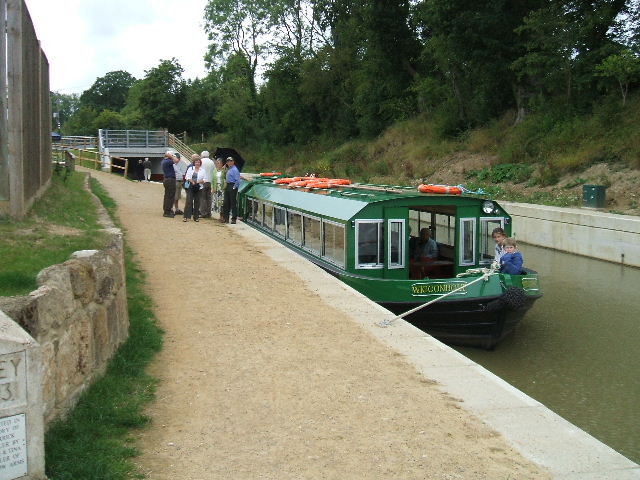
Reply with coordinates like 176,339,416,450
503,202,640,268
235,222,640,479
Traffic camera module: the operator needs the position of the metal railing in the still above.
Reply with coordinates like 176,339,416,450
167,133,197,160
99,129,168,148
59,136,98,149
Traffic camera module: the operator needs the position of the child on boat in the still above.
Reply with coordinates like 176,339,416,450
492,227,507,260
499,237,524,274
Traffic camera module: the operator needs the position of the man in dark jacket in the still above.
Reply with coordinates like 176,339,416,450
161,151,178,217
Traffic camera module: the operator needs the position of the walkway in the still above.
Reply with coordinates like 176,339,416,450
88,169,550,479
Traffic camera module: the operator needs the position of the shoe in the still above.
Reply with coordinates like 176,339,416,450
230,219,236,224
194,218,199,222
183,218,188,222
163,213,175,218
175,210,184,215
219,216,227,223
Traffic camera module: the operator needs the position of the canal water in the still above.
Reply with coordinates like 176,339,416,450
455,243,640,463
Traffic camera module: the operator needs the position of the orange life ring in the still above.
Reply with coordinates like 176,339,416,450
418,184,462,195
274,178,295,184
260,172,282,176
288,180,312,187
306,182,331,189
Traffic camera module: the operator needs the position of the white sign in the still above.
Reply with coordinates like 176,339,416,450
0,414,27,480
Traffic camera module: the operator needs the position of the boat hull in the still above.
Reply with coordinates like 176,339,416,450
380,295,538,349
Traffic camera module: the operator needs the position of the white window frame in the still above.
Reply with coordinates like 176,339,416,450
301,213,322,255
387,219,405,269
355,219,384,269
459,217,476,266
321,219,345,268
479,217,505,264
286,209,303,246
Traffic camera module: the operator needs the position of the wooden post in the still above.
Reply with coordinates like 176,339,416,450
7,0,25,219
0,0,9,215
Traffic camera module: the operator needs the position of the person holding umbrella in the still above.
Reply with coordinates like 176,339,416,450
221,156,240,224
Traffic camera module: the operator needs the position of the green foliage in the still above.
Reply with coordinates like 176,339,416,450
80,70,137,112
135,58,187,131
596,49,640,105
0,173,107,296
466,163,535,184
51,92,80,130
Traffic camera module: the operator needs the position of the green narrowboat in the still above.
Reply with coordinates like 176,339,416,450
238,175,542,349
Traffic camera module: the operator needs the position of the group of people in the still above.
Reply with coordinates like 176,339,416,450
492,227,524,274
135,158,153,182
160,150,241,224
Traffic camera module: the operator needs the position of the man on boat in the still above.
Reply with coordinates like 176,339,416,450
413,228,438,260
221,157,240,224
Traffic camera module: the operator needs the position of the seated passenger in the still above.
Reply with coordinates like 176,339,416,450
413,228,438,261
499,237,524,274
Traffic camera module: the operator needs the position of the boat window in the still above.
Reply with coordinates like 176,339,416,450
459,218,476,265
479,217,504,264
356,220,384,268
388,220,405,269
322,221,345,267
274,207,286,236
250,199,259,222
435,214,454,244
264,203,274,229
287,210,303,244
303,216,322,254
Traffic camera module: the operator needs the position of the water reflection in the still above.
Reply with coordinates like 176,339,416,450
456,243,640,462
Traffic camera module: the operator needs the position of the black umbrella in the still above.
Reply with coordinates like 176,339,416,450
214,147,245,172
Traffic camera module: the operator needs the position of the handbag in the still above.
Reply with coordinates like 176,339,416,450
183,181,190,189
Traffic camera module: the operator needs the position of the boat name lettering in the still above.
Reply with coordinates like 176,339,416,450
410,282,467,296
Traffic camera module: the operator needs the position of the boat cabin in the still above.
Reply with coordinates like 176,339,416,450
240,180,511,280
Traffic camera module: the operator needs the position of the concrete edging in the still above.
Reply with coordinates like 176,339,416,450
233,221,640,479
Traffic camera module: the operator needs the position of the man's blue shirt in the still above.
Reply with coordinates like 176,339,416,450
161,157,176,179
226,165,240,189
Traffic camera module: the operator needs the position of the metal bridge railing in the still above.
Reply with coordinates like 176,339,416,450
100,129,168,148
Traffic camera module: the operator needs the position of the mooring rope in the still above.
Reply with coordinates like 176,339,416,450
377,264,500,328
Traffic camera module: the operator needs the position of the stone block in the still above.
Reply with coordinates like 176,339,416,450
38,342,56,423
0,310,46,479
89,303,109,367
66,259,96,305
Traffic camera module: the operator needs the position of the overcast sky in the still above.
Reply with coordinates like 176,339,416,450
25,0,211,95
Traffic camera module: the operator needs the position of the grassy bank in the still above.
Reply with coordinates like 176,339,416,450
0,172,108,296
45,179,163,480
205,93,639,212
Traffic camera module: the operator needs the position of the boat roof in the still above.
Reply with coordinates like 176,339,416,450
243,180,492,222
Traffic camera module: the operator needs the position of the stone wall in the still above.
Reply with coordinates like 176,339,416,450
0,171,129,425
503,202,640,267
0,228,129,424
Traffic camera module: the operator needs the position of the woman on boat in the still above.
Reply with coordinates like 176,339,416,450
183,156,205,222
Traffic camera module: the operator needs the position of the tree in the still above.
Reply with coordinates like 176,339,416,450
596,49,640,104
135,59,187,132
204,0,270,101
61,106,98,136
215,53,258,143
353,0,418,136
79,70,136,111
50,92,80,130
